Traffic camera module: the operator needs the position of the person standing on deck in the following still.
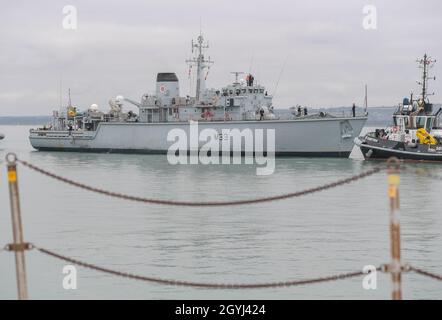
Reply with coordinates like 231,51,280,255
352,103,356,117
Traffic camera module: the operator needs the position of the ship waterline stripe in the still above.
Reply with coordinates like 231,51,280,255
29,147,351,157
357,141,442,157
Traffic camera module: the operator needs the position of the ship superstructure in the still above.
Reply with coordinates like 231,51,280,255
30,33,367,157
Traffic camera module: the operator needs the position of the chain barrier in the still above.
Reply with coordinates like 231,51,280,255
16,158,383,207
3,243,441,289
32,244,374,289
410,266,442,281
4,154,442,297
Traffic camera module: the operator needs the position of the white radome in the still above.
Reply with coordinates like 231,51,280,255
115,95,124,104
89,103,99,111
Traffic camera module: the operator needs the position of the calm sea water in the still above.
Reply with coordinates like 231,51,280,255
0,125,441,299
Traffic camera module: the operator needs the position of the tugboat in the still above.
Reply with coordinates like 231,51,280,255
355,54,442,161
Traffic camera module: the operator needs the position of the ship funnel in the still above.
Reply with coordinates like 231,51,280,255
156,73,179,105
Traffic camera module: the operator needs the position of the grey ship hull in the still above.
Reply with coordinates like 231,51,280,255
29,117,367,157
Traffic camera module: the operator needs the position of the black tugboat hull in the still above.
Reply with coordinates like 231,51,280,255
355,136,442,161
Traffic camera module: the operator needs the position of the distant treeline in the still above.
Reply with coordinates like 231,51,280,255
0,107,397,126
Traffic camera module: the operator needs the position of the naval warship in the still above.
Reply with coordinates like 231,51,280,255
29,34,367,156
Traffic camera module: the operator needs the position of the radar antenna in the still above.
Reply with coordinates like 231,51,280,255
230,72,245,84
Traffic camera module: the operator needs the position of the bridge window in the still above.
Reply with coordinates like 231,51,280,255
147,109,153,123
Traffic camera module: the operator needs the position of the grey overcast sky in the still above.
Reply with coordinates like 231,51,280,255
1,0,441,115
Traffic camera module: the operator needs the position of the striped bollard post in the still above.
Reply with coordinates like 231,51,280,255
387,157,402,300
6,153,29,300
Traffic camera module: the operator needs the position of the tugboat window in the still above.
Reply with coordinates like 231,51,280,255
396,116,404,128
426,118,433,131
416,116,426,129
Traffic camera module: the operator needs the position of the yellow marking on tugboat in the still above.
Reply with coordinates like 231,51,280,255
416,128,437,145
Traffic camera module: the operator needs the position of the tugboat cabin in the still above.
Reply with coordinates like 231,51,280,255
387,98,442,144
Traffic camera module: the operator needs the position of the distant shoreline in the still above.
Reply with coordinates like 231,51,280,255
0,116,51,125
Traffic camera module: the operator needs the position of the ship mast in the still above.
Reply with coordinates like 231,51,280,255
186,33,213,102
416,53,436,101
364,84,368,114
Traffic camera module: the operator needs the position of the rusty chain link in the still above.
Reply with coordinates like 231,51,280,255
16,158,383,207
5,243,441,288
34,245,375,289
409,266,442,281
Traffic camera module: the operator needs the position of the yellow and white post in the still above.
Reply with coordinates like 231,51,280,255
6,153,29,300
387,157,402,300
